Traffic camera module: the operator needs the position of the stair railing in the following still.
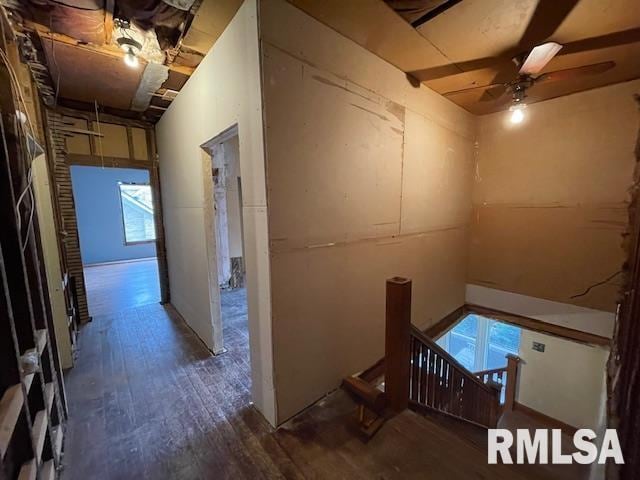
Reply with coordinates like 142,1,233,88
344,277,519,433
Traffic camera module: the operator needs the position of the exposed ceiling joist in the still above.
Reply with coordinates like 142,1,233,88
29,23,195,76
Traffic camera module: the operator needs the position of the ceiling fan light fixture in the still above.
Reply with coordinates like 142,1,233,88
508,103,527,124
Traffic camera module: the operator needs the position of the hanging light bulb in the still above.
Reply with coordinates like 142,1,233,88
509,103,527,124
124,47,139,68
116,31,142,69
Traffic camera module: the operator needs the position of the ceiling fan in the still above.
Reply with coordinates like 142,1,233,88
443,42,616,122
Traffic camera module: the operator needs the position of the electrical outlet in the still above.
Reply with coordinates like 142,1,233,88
532,341,545,352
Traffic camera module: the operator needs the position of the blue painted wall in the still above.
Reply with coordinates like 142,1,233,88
70,166,156,265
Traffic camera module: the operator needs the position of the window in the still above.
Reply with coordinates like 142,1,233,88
118,183,156,244
437,314,521,372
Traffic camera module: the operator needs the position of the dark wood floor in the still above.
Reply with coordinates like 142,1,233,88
83,258,160,317
62,287,587,479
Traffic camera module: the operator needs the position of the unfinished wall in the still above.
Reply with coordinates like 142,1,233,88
155,0,276,424
469,81,640,333
223,135,243,259
32,155,74,369
260,0,476,423
517,330,609,430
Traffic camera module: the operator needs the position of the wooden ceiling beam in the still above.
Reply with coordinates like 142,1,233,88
104,0,114,45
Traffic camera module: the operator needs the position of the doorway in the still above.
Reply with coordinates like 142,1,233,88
212,133,248,353
70,165,161,317
202,127,248,355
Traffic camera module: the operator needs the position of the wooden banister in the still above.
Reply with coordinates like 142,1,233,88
410,325,493,393
342,376,385,413
408,323,501,427
385,277,412,413
504,354,520,412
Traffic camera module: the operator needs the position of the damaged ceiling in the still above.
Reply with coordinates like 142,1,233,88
290,0,640,114
3,0,639,118
2,0,243,121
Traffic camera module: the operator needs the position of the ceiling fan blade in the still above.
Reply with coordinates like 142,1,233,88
443,83,505,97
535,61,616,84
561,28,640,55
517,0,579,49
519,42,563,75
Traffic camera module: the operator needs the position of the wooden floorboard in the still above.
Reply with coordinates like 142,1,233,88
83,258,161,317
62,286,586,479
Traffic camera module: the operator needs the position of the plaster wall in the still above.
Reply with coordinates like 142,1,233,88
517,330,609,430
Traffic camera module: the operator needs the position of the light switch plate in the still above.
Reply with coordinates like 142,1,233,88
532,341,545,352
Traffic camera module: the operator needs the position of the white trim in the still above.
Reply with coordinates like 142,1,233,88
465,284,615,339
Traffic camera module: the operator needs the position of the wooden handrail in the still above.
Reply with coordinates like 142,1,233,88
474,367,507,378
409,325,492,393
408,322,501,427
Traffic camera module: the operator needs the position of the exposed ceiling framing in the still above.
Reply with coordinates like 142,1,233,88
2,0,243,122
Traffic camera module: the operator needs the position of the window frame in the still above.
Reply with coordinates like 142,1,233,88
436,314,521,372
117,181,157,246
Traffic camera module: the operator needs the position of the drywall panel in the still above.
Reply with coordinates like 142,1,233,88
261,0,476,423
131,128,148,161
401,108,475,234
271,229,468,420
263,43,404,248
156,0,275,424
468,204,626,312
32,155,73,369
517,329,609,430
474,82,639,206
470,80,640,314
95,123,130,158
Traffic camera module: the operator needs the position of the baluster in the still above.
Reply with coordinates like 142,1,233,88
433,355,442,410
447,364,454,414
427,347,436,407
419,344,428,403
411,337,420,402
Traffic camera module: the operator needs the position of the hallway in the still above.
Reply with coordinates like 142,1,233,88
61,289,577,480
61,288,275,479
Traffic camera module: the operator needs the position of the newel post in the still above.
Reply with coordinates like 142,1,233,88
385,277,412,413
504,354,520,412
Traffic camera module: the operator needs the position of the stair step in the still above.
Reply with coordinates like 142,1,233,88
0,384,23,459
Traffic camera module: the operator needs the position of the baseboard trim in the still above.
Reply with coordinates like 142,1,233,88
84,256,157,267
